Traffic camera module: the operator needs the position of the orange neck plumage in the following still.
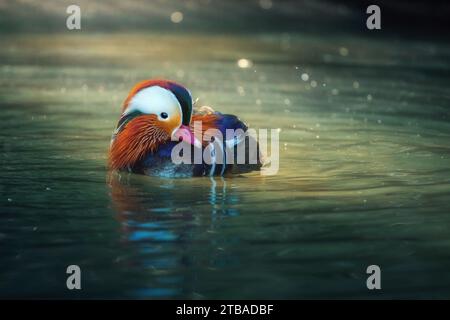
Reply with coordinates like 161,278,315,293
191,113,220,145
109,115,169,170
109,109,221,170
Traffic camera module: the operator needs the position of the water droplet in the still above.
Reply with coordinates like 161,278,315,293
301,73,309,81
353,81,360,89
339,47,349,56
237,58,253,69
170,11,183,23
310,80,317,88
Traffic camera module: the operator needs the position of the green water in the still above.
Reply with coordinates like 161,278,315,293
1,33,450,298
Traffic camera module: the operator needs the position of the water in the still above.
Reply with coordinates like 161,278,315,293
1,33,450,298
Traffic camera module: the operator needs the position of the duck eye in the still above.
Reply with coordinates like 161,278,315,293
160,112,168,119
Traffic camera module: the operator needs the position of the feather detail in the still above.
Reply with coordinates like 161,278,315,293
109,114,170,170
191,113,221,146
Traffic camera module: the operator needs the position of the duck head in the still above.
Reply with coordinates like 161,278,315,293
109,79,199,170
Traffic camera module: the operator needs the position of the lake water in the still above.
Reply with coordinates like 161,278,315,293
1,33,450,298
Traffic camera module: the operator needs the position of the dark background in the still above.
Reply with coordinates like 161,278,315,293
0,0,449,40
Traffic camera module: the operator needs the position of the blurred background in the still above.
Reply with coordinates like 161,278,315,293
1,0,450,38
1,0,450,299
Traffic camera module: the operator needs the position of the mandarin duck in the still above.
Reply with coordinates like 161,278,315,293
108,79,261,177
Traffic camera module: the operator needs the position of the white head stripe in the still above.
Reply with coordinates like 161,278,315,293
124,86,182,120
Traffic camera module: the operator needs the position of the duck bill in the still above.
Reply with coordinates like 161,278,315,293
172,125,202,148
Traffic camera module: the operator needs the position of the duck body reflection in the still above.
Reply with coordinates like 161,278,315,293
108,172,242,298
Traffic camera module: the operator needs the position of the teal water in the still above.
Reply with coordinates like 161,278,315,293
1,33,450,298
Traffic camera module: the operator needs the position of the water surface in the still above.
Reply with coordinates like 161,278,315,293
1,33,450,298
